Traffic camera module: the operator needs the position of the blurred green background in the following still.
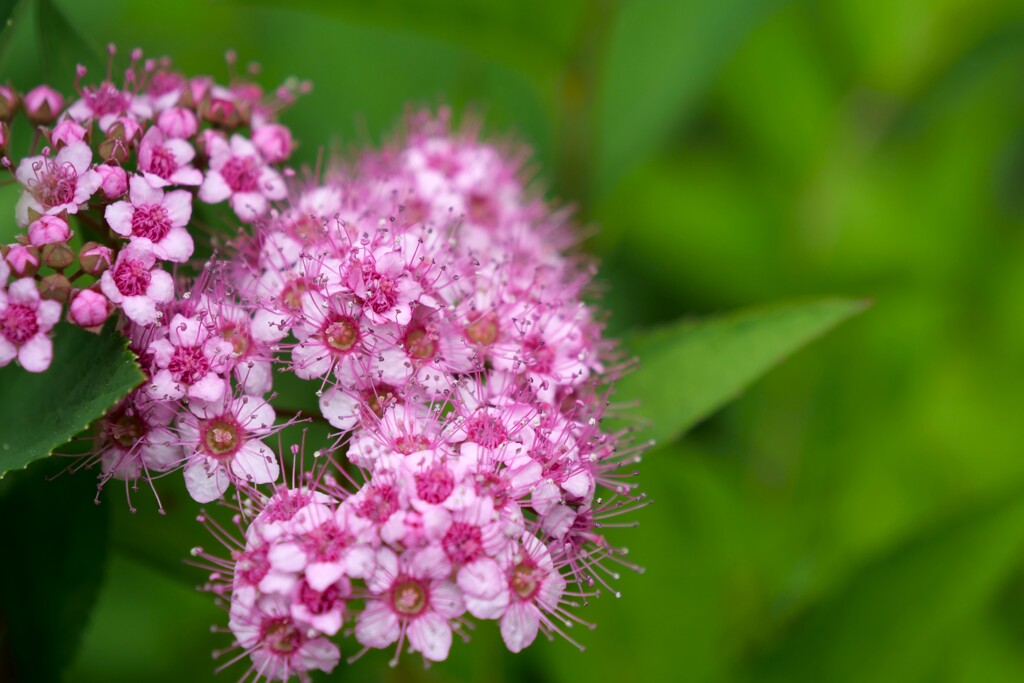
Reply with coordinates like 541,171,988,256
2,0,1024,681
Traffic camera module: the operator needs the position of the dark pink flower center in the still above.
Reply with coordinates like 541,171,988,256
83,82,129,117
323,318,359,353
299,581,343,616
148,71,183,97
113,259,152,296
131,203,172,241
392,580,428,616
404,326,435,360
357,484,399,523
146,146,179,180
105,411,146,449
261,617,301,655
365,272,398,314
30,159,78,207
220,156,261,193
415,465,454,505
442,521,484,565
510,562,540,601
523,335,554,375
235,545,269,587
200,416,241,457
465,415,507,449
1,304,39,345
168,345,211,385
304,522,348,563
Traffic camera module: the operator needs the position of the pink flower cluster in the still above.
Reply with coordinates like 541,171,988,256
186,112,647,679
5,51,647,681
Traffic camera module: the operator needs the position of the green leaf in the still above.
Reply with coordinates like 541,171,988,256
35,0,100,88
0,322,144,477
0,0,23,67
0,458,110,683
593,0,784,196
616,298,867,446
742,483,1024,683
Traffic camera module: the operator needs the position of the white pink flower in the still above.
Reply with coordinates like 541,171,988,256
147,314,233,402
105,175,194,262
99,239,174,326
199,134,286,222
0,278,60,372
14,142,101,226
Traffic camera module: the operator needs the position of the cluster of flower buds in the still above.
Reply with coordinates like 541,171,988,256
5,49,648,682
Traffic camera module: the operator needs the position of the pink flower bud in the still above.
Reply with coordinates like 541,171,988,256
69,289,111,330
95,164,128,199
41,242,75,270
253,123,293,163
0,84,18,121
3,244,41,277
79,242,114,275
107,116,141,141
39,273,72,302
157,107,198,138
51,119,87,147
23,85,63,124
27,215,71,247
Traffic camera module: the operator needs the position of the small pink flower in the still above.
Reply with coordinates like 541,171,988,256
147,313,232,402
97,392,182,481
356,546,465,663
137,126,203,188
79,242,113,275
66,80,151,132
157,107,198,138
94,164,128,200
14,141,102,226
27,215,71,247
99,239,174,326
23,85,63,123
0,278,61,372
50,120,87,148
252,123,293,164
199,134,286,222
68,289,111,330
105,175,194,262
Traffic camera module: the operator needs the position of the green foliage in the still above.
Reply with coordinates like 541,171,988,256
0,322,143,477
616,298,867,446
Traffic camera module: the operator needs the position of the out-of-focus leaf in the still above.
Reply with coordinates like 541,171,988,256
234,0,586,79
616,298,867,446
35,0,100,87
0,459,110,683
0,0,23,66
593,0,784,196
743,483,1024,683
0,322,144,477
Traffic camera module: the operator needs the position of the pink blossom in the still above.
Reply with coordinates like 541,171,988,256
66,80,151,132
96,392,182,481
198,134,286,222
156,107,198,138
147,313,232,402
4,245,40,277
99,239,174,325
105,175,193,262
50,120,88,148
14,142,102,226
27,215,71,247
68,289,111,329
178,395,280,503
23,85,63,123
252,123,293,164
136,126,203,188
94,164,128,199
0,278,61,372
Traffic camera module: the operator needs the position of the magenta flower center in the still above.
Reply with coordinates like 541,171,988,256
262,618,301,655
201,417,241,457
299,581,342,616
324,318,358,352
415,465,454,505
113,259,152,296
442,521,484,564
131,204,172,241
220,156,261,193
404,326,435,360
465,415,507,449
0,304,38,345
82,82,129,117
523,335,554,374
30,159,78,207
235,545,270,587
392,580,427,616
147,146,179,179
510,562,540,600
357,484,399,523
168,345,211,385
365,272,398,314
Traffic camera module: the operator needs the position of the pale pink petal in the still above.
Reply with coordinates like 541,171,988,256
306,562,345,592
294,638,339,673
147,368,183,400
464,590,509,620
198,170,232,203
429,582,466,619
36,300,62,330
129,174,163,205
267,541,308,573
500,602,540,653
230,192,266,222
0,338,16,366
17,334,52,372
153,227,194,263
259,167,287,200
146,269,175,303
292,342,331,380
355,600,400,648
104,201,134,236
165,138,196,165
230,441,278,485
8,278,41,305
121,296,158,325
188,374,226,402
457,558,504,601
56,142,92,175
318,387,359,430
184,458,230,503
162,190,192,226
408,612,452,662
169,167,203,186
